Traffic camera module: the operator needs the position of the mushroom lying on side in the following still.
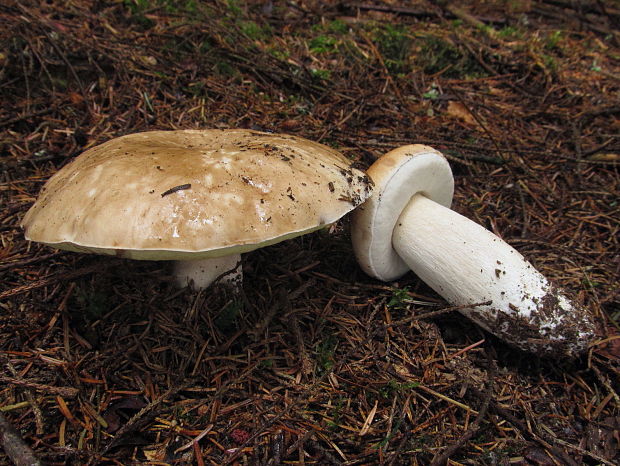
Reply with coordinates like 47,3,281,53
22,129,373,289
351,144,597,358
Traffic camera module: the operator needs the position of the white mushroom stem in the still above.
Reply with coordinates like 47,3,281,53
391,193,595,356
393,194,558,313
173,254,242,289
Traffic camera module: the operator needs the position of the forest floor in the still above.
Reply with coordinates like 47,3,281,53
0,1,619,464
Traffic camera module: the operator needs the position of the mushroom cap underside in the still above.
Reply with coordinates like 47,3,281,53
22,129,373,260
351,144,454,281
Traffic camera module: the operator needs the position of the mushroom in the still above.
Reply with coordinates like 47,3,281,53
22,129,373,289
351,144,596,358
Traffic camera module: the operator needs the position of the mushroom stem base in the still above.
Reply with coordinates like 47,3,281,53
173,254,242,289
391,194,595,357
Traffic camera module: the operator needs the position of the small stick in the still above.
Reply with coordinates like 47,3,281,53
0,263,109,300
0,108,55,129
416,384,478,414
385,301,492,329
0,412,42,466
161,183,191,197
0,252,63,272
0,376,79,398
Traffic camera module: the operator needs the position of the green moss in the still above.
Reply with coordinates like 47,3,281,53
268,47,290,61
310,68,331,80
545,30,563,50
316,334,338,374
326,396,346,430
416,36,488,78
541,54,557,73
388,287,412,309
239,20,270,40
372,24,411,74
259,358,274,368
375,418,403,449
379,379,420,398
214,60,237,77
123,0,199,28
309,35,338,54
328,19,349,34
498,26,523,40
422,86,439,100
226,0,242,17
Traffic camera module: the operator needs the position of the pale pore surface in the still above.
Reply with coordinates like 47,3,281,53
351,145,454,281
22,129,372,260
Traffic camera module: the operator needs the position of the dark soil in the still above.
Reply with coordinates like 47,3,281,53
1,1,618,465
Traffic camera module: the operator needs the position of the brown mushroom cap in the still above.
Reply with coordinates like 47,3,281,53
22,129,373,260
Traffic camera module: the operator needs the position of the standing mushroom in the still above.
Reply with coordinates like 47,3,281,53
22,129,373,289
351,144,597,358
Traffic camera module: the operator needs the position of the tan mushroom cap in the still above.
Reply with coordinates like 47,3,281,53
22,129,373,260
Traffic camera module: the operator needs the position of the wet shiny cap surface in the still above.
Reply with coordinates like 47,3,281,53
22,129,373,260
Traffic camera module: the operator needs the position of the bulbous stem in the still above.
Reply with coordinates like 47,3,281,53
173,254,242,289
391,194,595,357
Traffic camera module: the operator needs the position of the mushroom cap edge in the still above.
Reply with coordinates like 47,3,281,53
351,144,454,281
21,129,374,260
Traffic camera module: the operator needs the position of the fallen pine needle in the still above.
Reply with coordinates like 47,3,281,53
359,400,378,436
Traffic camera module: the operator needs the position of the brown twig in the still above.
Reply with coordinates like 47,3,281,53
0,108,55,129
0,252,63,272
0,263,113,300
0,376,79,399
385,301,492,329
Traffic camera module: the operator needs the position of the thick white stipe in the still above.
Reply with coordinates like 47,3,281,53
173,254,242,289
391,194,593,354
